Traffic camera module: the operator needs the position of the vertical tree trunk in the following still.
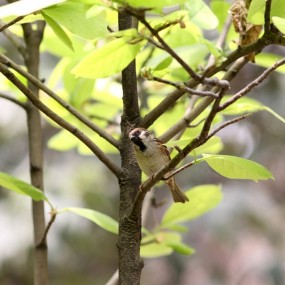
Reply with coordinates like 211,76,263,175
22,21,48,285
117,12,143,285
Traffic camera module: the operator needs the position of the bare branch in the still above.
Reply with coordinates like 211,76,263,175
220,57,285,111
128,8,199,81
207,113,252,140
37,209,57,248
151,76,219,98
0,15,24,32
0,53,120,149
0,62,122,177
165,160,196,180
0,92,26,109
163,113,252,180
159,57,249,143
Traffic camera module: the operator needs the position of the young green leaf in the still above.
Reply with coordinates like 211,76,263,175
72,37,141,79
263,106,285,125
166,136,223,156
41,12,74,51
140,242,173,258
43,2,107,40
272,16,285,34
185,0,218,30
165,241,195,255
60,207,118,234
255,53,285,73
248,0,285,25
247,0,265,24
221,96,285,125
141,232,190,258
0,172,48,202
161,185,222,227
200,154,274,181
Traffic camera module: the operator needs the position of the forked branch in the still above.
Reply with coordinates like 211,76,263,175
0,62,122,177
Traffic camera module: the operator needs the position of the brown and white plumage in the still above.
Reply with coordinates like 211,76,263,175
129,128,189,203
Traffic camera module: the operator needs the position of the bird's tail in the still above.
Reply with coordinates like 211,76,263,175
166,178,189,203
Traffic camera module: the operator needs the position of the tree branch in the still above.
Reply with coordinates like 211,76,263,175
220,57,285,111
22,20,47,285
207,113,252,140
0,92,26,109
0,15,25,32
159,57,249,142
0,62,122,177
117,10,143,285
264,0,272,34
37,209,57,248
0,53,120,149
151,76,219,98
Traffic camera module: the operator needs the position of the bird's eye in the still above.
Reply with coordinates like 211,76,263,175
135,130,140,135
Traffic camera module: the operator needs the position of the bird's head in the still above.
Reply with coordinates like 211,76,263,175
129,128,152,151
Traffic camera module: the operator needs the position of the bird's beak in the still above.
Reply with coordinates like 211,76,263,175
130,134,140,143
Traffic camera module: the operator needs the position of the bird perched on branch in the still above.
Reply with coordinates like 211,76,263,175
129,127,189,203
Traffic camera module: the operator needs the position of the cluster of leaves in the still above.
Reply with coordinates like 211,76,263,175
0,0,284,259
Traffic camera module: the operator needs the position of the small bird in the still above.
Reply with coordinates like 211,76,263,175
129,127,189,203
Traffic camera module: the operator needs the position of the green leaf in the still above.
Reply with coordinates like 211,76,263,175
72,36,141,78
263,106,285,125
272,16,285,34
61,207,118,234
248,0,285,24
141,232,190,258
247,0,265,24
48,129,78,151
221,96,285,125
41,12,74,51
153,56,173,71
221,96,263,115
0,172,48,202
161,185,222,226
140,242,173,258
165,241,195,255
185,0,218,30
0,0,65,18
200,154,274,181
211,0,231,31
255,53,285,73
166,136,223,156
43,2,107,40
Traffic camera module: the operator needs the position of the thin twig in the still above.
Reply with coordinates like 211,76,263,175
165,114,251,179
37,209,57,247
165,161,196,180
207,113,252,140
0,93,26,109
0,53,120,148
0,62,122,177
131,9,200,81
151,76,219,98
220,57,285,111
0,16,25,32
159,57,248,143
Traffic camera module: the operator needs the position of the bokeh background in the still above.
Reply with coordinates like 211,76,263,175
1,5,285,285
